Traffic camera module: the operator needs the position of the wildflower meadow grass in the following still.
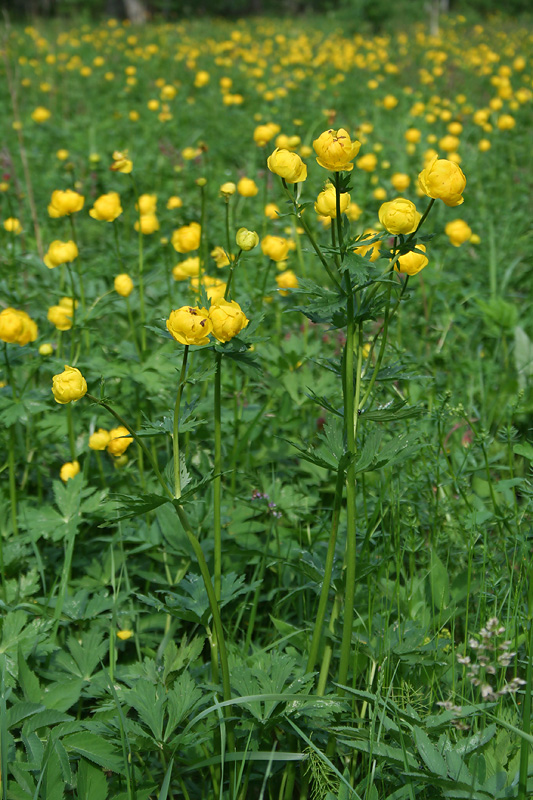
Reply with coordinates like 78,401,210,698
1,8,533,800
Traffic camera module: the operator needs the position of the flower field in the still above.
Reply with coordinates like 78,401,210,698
1,9,533,800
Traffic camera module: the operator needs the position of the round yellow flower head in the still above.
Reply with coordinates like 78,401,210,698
391,173,411,192
497,114,515,131
48,189,85,218
31,106,51,123
237,177,259,197
220,182,236,197
172,256,200,281
209,298,249,342
276,269,298,296
356,153,378,173
134,214,160,234
39,342,54,356
167,195,183,209
172,222,201,253
117,629,134,641
378,198,421,236
418,156,466,207
107,426,133,457
264,203,280,220
89,428,111,450
43,240,79,269
395,244,429,276
383,94,398,110
114,274,134,297
89,192,123,222
346,202,362,222
136,194,157,215
445,219,472,247
0,308,38,346
191,275,227,302
313,128,361,172
261,235,290,262
236,228,259,251
353,230,382,262
47,305,72,331
166,306,213,346
211,246,231,269
194,70,210,88
405,128,422,144
52,365,87,404
60,461,80,482
314,184,350,218
253,122,281,146
110,150,133,173
3,218,22,234
267,148,307,184
56,149,69,161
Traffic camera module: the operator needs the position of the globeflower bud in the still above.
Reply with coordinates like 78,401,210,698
395,244,429,276
209,299,249,342
314,185,350,218
418,156,466,207
237,177,259,197
171,222,201,253
39,342,54,356
236,228,259,251
89,192,123,222
3,217,22,234
267,148,307,183
60,461,80,482
52,365,88,404
313,128,361,172
106,426,133,456
110,150,133,173
220,182,236,197
48,189,85,218
378,198,421,235
114,274,134,297
0,308,38,346
166,306,213,346
261,235,290,262
276,269,298,296
43,240,79,269
444,219,472,247
89,428,111,450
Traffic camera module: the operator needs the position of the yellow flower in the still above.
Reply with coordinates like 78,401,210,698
261,235,290,262
134,214,160,234
110,150,133,173
497,114,515,131
43,240,79,269
89,192,123,221
253,122,281,146
313,128,361,172
209,298,249,342
114,274,134,297
3,217,22,234
39,342,54,356
56,149,69,160
167,195,183,209
60,461,80,482
194,70,210,88
172,256,200,281
378,198,421,235
356,152,378,172
405,128,421,144
445,219,472,247
52,365,87,404
395,244,429,275
136,194,157,215
237,177,259,197
211,246,231,268
418,156,466,207
48,189,85,218
117,629,134,641
47,303,73,331
383,94,398,109
89,428,111,450
353,230,382,262
391,173,410,192
267,148,307,183
191,275,227,301
31,106,51,123
0,308,38,346
264,203,280,220
276,269,298,296
172,222,201,253
236,228,259,251
346,202,362,221
166,306,213,346
220,182,236,197
107,426,133,456
314,184,350,218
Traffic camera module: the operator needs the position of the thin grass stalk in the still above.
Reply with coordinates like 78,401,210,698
173,345,190,499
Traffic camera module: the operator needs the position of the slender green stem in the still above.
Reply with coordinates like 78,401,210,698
317,594,341,696
306,465,345,673
8,425,19,537
245,520,274,650
518,610,533,800
66,404,76,461
3,343,18,401
173,346,190,499
224,249,242,301
199,181,207,287
130,175,146,353
358,282,393,411
213,352,223,600
334,172,344,260
69,216,86,314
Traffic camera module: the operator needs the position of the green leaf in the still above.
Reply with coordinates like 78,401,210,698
76,758,108,800
163,636,204,683
164,673,203,740
126,679,166,742
42,678,84,712
412,726,448,776
110,492,171,522
514,325,533,390
63,732,124,772
429,552,450,611
17,647,41,703
40,736,65,800
514,442,533,461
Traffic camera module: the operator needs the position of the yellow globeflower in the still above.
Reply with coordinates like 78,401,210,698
264,203,280,220
60,461,80,482
52,365,87,404
172,256,200,281
3,218,22,234
43,240,79,269
134,214,160,234
236,228,259,251
167,195,183,209
378,198,421,235
89,428,111,450
445,219,472,247
314,184,350,218
418,156,466,207
237,177,259,197
0,308,38,346
107,426,133,457
253,122,281,146
276,269,298,296
211,246,231,268
313,128,361,172
31,106,51,123
353,230,382,262
48,189,85,218
89,192,123,222
114,274,134,297
356,153,378,173
391,173,410,192
220,182,236,197
261,235,290,262
110,150,133,173
136,194,157,215
267,148,307,183
395,244,429,276
497,114,515,131
209,299,249,342
172,222,201,253
166,306,213,346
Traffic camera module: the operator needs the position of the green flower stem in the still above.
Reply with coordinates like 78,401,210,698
334,172,345,260
518,607,533,800
213,351,223,601
68,216,86,314
281,179,341,289
8,425,19,537
3,343,18,401
199,181,207,285
125,297,142,361
358,282,393,411
173,345,190,499
112,220,125,270
224,249,242,301
130,175,146,354
259,258,274,307
224,196,233,259
245,520,274,651
66,264,78,363
317,593,341,696
66,404,76,462
306,464,345,673
85,393,171,498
